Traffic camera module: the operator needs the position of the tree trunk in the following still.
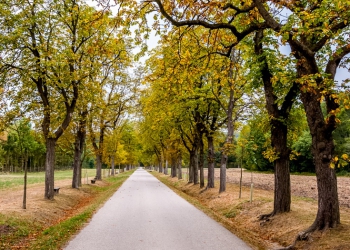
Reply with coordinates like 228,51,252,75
254,30,295,217
111,155,115,176
44,138,56,200
219,124,233,193
164,159,168,175
207,133,215,188
188,150,195,183
96,153,102,180
73,110,87,188
199,138,205,188
177,155,182,179
23,153,28,209
159,161,163,173
193,150,198,184
271,124,291,214
219,152,227,193
300,90,340,230
72,136,82,188
171,159,177,178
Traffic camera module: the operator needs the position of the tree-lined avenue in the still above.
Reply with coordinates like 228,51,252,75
64,168,252,250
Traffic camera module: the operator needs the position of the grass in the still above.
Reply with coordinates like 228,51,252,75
0,214,42,249
0,169,97,190
0,169,134,250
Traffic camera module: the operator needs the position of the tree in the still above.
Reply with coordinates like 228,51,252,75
0,0,113,199
252,29,299,217
254,0,350,235
69,6,132,187
1,120,42,208
88,52,134,180
13,120,37,209
142,1,296,199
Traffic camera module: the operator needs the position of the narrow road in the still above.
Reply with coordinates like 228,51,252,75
64,168,252,250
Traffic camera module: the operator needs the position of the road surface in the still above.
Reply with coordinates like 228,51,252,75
64,168,252,250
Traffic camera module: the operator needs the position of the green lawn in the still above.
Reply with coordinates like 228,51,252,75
0,169,97,190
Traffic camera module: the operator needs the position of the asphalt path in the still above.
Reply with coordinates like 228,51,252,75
64,168,252,250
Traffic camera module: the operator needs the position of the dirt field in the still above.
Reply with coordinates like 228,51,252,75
208,168,350,208
216,169,350,208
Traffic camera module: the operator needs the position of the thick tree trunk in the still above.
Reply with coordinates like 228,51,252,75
177,155,182,180
96,153,102,180
207,134,215,188
72,136,83,188
219,123,233,193
188,151,195,183
271,124,291,214
111,155,115,176
164,160,168,175
73,111,87,187
199,139,205,188
254,30,295,217
300,90,340,230
171,159,177,178
79,161,82,187
159,161,163,173
219,153,227,193
193,150,198,184
44,138,56,200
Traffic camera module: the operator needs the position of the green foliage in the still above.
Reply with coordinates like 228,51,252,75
291,131,315,173
236,118,273,172
0,120,46,172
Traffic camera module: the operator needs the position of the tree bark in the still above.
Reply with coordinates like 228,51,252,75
164,159,168,175
199,137,205,188
96,153,102,180
72,111,87,188
111,155,115,176
207,133,215,188
177,155,182,179
171,158,177,178
300,90,340,230
159,160,163,173
219,152,227,193
193,150,198,184
271,125,291,214
44,138,56,200
188,150,195,183
219,112,233,193
23,153,28,209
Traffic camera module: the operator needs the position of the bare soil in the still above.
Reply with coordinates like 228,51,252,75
220,169,350,208
0,177,105,244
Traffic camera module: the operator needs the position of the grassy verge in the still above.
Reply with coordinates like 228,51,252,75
0,169,97,190
151,171,350,250
0,170,134,250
